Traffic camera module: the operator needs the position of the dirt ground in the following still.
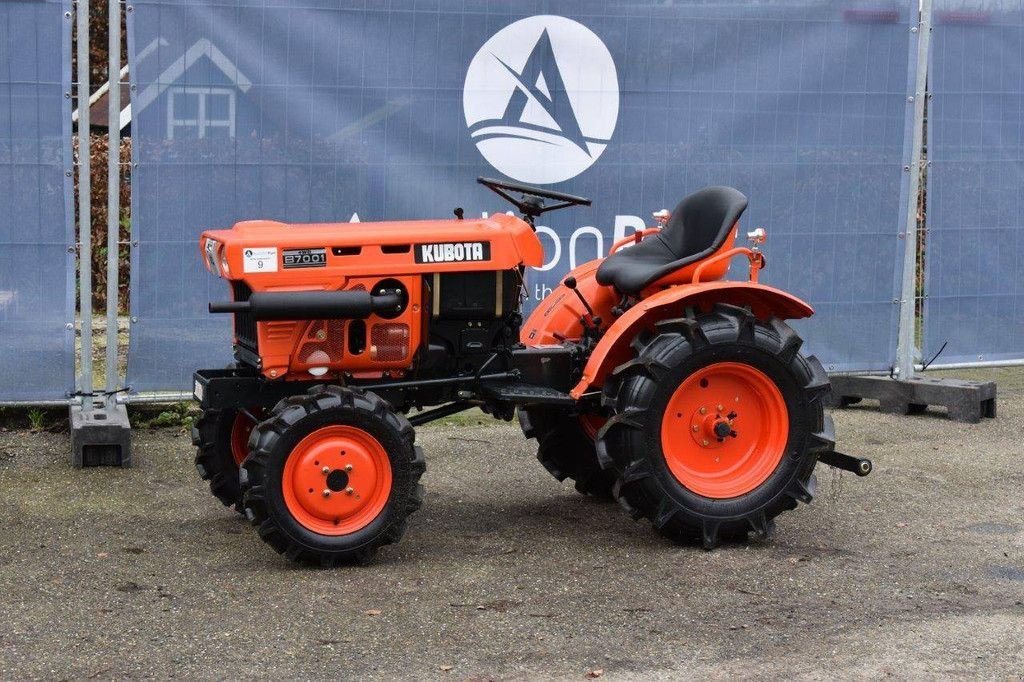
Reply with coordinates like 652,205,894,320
1,368,1022,680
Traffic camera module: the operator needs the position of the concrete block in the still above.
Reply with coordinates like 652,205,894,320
827,375,997,424
70,402,131,467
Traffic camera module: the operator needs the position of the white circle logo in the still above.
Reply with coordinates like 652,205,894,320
463,15,619,185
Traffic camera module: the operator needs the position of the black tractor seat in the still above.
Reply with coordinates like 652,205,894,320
596,186,748,295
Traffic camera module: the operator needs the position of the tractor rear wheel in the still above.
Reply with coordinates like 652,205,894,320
240,386,424,566
192,408,260,512
596,304,834,548
519,408,615,498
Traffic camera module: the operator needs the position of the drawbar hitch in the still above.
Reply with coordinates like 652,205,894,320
818,451,872,476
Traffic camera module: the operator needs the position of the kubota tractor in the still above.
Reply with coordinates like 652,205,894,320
192,177,870,565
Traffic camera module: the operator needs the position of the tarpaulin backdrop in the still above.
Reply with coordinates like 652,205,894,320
924,3,1024,365
0,0,74,401
126,0,917,392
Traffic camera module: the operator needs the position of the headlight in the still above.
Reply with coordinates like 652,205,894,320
220,251,230,276
204,238,220,274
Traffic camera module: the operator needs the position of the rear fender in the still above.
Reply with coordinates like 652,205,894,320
570,281,814,399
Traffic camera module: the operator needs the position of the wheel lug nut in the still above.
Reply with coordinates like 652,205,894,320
322,489,331,497
322,466,330,475
345,487,355,496
702,439,709,446
699,407,707,415
691,425,699,432
717,404,724,412
344,464,353,472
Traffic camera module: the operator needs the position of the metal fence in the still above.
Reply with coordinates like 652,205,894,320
1,0,1022,404
923,1,1024,368
0,0,75,403
121,0,917,394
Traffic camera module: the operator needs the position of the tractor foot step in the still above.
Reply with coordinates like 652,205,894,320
479,381,575,407
826,375,996,423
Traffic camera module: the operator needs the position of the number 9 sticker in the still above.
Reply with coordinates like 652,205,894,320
243,247,278,273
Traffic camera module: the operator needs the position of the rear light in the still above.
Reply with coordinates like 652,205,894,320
746,228,767,246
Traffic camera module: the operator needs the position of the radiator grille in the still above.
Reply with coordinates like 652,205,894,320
231,281,257,352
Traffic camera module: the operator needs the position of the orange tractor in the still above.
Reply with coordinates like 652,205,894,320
193,177,870,565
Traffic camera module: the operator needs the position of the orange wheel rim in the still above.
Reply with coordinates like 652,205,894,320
229,410,260,467
660,362,788,499
282,425,393,536
579,414,607,441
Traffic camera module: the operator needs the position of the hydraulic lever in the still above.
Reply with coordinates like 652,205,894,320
563,276,602,334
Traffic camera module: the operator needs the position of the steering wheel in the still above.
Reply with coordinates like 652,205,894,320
477,176,591,221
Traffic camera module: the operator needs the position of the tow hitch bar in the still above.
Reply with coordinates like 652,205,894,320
818,451,873,477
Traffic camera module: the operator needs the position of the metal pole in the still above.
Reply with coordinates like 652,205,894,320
894,0,931,381
1,399,74,408
119,391,194,405
76,0,92,410
917,358,1024,372
105,0,121,407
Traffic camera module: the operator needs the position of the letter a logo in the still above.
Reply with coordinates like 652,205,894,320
463,16,619,185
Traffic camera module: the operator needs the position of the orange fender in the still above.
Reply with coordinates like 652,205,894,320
569,281,814,399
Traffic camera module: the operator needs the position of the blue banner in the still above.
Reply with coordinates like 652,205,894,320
924,2,1024,365
0,0,74,402
127,0,916,391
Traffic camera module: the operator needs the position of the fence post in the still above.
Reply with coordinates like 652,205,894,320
70,0,132,467
76,0,92,409
894,0,931,380
105,0,121,406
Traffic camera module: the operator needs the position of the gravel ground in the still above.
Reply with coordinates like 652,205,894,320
1,369,1022,680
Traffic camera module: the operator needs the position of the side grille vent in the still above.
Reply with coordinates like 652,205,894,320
371,323,410,361
298,319,346,365
231,281,257,352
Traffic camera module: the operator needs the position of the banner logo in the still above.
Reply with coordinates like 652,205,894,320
463,15,619,185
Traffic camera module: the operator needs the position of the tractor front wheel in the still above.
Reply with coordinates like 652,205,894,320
597,304,834,548
519,408,615,498
192,408,260,512
240,386,424,566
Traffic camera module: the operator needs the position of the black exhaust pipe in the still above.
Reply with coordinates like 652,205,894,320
209,290,403,321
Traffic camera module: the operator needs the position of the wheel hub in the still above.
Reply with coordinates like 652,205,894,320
688,409,737,447
713,419,734,439
326,468,350,492
282,425,392,535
